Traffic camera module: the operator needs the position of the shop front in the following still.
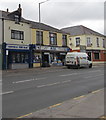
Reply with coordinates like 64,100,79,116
2,43,30,69
32,45,69,67
86,49,106,63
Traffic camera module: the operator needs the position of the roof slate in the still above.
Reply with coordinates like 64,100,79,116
61,25,105,37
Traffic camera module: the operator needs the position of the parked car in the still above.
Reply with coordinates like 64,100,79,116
65,52,92,69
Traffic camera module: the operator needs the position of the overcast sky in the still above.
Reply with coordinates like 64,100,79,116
0,0,105,35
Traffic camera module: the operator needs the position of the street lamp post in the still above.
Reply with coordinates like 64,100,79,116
38,0,50,67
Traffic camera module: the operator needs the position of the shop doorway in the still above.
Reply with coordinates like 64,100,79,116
87,52,92,61
42,53,50,67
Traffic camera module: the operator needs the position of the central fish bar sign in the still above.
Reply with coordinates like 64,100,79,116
6,44,29,50
36,45,68,52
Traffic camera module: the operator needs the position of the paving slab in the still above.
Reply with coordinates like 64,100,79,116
25,89,104,118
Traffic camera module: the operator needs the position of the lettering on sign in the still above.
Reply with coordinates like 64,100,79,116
6,44,29,50
36,45,68,52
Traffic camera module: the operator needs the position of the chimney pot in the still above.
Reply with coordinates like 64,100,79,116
7,8,9,12
19,4,21,8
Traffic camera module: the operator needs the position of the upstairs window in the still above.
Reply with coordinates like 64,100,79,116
49,32,57,45
76,37,80,47
87,37,92,47
11,30,24,40
96,38,99,47
14,15,19,24
36,31,43,45
62,35,67,47
103,39,105,48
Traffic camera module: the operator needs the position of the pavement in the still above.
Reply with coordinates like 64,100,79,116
22,89,104,118
1,62,105,74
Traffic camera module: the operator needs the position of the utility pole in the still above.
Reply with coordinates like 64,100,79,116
38,0,50,67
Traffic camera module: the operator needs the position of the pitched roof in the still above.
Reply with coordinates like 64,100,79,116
29,21,67,33
0,10,68,34
61,25,105,37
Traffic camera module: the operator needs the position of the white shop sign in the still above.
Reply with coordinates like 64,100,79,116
6,44,29,50
36,45,68,52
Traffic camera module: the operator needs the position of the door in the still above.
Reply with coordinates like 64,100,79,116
87,52,92,61
42,53,50,67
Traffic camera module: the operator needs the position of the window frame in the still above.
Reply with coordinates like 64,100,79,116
49,32,57,45
96,37,99,47
36,31,43,45
62,35,67,47
94,52,100,60
103,39,105,48
11,30,24,40
76,37,80,47
87,37,92,47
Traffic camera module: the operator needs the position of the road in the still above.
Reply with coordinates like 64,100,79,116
2,65,104,118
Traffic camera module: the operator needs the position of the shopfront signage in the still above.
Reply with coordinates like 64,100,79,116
36,45,68,52
6,44,29,50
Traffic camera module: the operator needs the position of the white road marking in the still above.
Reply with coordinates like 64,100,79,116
59,70,103,77
62,80,71,83
12,77,47,84
37,82,60,88
84,74,104,79
87,70,101,73
0,91,14,95
37,80,72,88
60,73,78,77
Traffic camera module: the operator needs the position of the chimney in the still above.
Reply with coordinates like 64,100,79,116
7,8,9,12
18,4,22,17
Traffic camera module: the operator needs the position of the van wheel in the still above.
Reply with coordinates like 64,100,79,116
77,64,80,69
67,66,71,69
89,64,92,68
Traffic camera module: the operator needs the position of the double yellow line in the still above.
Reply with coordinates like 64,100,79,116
17,89,103,119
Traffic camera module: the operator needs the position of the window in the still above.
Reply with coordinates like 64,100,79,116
12,52,28,63
76,37,80,47
11,30,24,40
33,53,41,63
36,31,43,45
49,32,57,45
103,39,105,48
94,53,100,60
62,35,67,46
14,15,19,24
96,38,99,47
87,37,92,47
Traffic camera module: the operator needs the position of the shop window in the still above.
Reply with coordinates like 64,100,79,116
62,35,67,47
12,52,28,63
76,37,80,47
33,53,41,63
11,30,24,40
36,31,43,45
94,53,100,60
49,32,57,45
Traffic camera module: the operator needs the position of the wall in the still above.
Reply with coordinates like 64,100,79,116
57,33,62,46
31,29,69,47
69,35,86,50
4,20,31,45
69,34,106,51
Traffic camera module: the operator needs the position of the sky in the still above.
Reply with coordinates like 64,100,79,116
0,0,105,35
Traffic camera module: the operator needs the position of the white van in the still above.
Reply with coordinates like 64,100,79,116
65,52,92,68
